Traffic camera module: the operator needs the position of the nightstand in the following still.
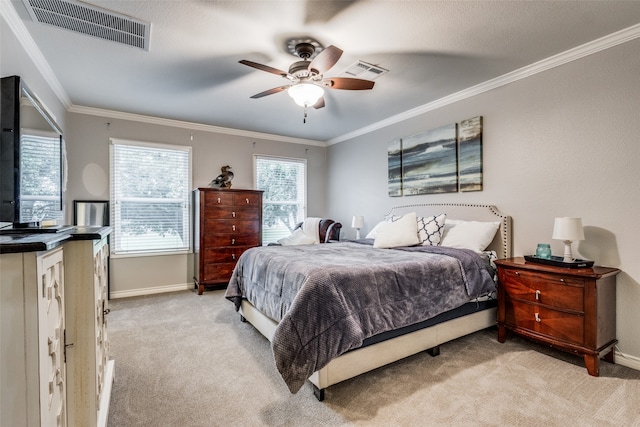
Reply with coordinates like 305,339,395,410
495,257,620,376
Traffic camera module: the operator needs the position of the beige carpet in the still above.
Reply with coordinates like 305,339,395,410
106,290,640,427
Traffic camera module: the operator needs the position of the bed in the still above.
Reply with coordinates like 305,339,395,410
225,203,512,400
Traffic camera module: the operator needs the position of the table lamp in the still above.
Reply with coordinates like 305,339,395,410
351,215,364,239
552,217,585,262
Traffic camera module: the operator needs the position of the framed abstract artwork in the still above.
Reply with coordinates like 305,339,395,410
401,123,458,195
388,138,403,197
458,116,483,192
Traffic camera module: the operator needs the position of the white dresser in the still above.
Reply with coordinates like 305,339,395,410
0,227,113,427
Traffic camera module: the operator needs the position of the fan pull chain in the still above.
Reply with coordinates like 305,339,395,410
303,107,308,124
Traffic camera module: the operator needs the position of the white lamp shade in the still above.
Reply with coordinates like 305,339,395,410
288,83,324,107
552,217,585,241
351,215,364,229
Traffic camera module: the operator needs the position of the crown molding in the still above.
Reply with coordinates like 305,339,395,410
1,1,71,108
327,22,640,145
68,105,326,147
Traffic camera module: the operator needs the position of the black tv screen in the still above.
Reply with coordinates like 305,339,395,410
1,76,64,230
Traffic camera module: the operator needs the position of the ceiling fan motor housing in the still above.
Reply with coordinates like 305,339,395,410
289,60,313,78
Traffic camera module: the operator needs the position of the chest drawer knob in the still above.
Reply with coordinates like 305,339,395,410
535,290,541,300
231,238,236,245
535,312,541,322
217,197,221,204
515,271,520,276
245,198,250,204
232,225,236,231
232,253,236,260
232,211,236,218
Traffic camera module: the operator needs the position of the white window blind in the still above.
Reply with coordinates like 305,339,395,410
254,155,306,245
19,132,63,221
110,139,191,255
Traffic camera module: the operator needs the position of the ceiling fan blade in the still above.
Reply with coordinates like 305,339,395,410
324,77,375,90
239,60,288,77
313,97,325,109
250,85,290,99
308,45,343,74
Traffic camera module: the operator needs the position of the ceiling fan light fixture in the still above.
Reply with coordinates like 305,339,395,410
288,83,324,107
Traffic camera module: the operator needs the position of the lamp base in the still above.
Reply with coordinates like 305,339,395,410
562,240,575,263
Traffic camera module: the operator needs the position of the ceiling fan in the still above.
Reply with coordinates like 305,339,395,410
239,42,375,112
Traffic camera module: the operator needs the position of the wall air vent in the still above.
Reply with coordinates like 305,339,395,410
339,61,388,80
22,0,151,51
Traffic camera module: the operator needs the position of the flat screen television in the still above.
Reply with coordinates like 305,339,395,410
1,75,66,233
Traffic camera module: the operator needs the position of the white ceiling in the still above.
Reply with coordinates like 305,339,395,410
7,1,640,143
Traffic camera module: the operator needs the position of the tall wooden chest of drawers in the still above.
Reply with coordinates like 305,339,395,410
496,257,619,376
193,188,263,295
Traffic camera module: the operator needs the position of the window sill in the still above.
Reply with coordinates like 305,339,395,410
110,250,191,259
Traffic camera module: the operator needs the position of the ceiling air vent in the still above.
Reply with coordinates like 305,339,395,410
22,0,151,51
340,61,388,80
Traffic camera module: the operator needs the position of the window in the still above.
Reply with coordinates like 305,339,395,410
110,139,191,255
19,132,64,222
254,155,306,245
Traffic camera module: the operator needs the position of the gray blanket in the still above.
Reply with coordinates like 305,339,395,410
225,241,496,393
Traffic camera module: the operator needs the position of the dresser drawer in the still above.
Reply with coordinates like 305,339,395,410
504,299,584,345
202,206,260,220
203,247,252,264
501,269,584,312
205,219,260,234
233,192,261,207
204,233,260,247
203,262,237,282
204,191,234,206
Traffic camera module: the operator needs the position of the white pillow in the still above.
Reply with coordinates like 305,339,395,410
373,212,420,248
365,220,387,239
278,228,316,246
417,213,447,246
440,219,500,252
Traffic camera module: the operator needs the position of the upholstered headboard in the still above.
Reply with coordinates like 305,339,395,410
385,203,512,259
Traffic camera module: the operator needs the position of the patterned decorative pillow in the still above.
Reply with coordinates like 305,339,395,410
417,213,447,246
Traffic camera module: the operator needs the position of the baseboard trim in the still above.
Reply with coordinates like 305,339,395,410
110,283,193,299
615,349,640,371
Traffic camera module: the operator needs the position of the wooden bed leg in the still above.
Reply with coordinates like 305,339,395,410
427,346,440,357
312,384,325,401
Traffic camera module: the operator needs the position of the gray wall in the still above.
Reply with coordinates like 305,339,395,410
327,39,640,362
65,112,327,297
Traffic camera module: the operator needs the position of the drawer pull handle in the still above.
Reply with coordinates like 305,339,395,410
515,271,520,276
535,313,541,322
217,197,221,204
232,225,236,231
231,239,235,245
232,211,236,218
245,198,250,204
232,254,236,260
535,290,541,300
560,278,565,282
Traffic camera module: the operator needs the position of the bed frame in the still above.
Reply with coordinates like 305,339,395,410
238,203,512,400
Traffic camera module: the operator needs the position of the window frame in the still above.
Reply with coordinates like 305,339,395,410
109,138,192,257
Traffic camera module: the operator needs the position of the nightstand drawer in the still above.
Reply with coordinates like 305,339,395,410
501,269,584,312
505,299,584,344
